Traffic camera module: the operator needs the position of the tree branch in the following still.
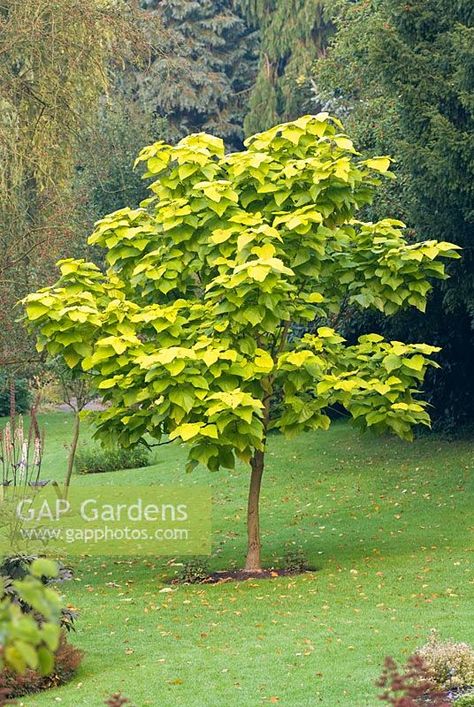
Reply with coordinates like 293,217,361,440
142,438,175,449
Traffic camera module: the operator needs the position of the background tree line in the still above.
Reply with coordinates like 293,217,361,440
1,0,472,429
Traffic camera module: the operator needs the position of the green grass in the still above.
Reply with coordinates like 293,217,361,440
3,413,473,706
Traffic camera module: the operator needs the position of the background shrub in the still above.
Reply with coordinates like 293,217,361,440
74,443,150,474
0,375,31,417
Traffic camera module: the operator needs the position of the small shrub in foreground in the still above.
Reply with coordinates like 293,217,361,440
0,559,83,699
455,695,474,706
75,442,150,474
0,559,62,676
0,555,77,632
416,631,474,690
105,694,132,706
0,555,72,583
0,632,83,699
177,557,210,584
283,545,308,573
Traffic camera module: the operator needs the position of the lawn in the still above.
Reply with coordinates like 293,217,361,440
5,413,473,706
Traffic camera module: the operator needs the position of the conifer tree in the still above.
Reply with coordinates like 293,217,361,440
141,0,257,150
237,0,335,134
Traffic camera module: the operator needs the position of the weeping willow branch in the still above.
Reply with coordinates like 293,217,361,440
0,0,163,362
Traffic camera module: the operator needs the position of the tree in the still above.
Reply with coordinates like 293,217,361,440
0,0,158,365
23,114,459,571
237,0,335,134
45,360,96,493
140,0,258,150
312,0,474,427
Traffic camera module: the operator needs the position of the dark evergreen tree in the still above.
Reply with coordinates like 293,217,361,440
141,0,258,150
314,0,474,429
237,0,335,134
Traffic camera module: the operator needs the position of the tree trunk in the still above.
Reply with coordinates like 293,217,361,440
244,449,265,572
64,413,80,496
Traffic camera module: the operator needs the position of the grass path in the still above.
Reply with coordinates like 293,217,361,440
5,413,472,706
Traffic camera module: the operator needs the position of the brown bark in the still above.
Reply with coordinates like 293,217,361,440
244,449,265,572
243,323,290,571
64,413,80,495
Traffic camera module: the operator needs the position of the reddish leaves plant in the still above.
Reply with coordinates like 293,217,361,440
377,655,451,706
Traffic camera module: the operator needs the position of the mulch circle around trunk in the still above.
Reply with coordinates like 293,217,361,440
172,567,317,585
